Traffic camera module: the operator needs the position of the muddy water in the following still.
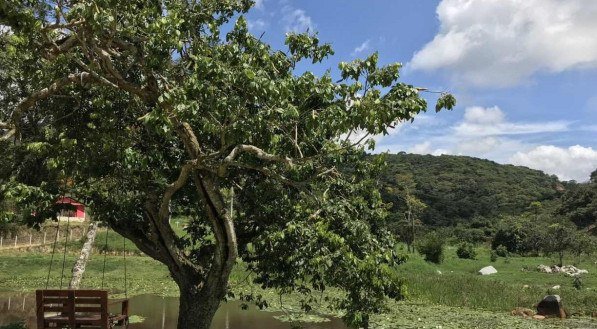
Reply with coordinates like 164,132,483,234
0,293,347,329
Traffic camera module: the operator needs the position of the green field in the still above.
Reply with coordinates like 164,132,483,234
1,241,595,329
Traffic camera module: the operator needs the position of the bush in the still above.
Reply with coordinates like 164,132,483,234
573,276,583,290
417,232,445,264
456,242,477,259
490,250,498,262
495,245,509,257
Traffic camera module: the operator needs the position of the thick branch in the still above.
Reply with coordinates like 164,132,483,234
219,144,293,176
226,144,293,164
11,72,93,138
42,19,85,31
46,35,79,60
1,129,15,141
158,161,196,220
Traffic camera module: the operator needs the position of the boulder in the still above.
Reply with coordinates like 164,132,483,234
537,264,552,273
478,266,497,275
533,315,546,320
536,295,566,318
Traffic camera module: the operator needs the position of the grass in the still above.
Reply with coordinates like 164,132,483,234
0,238,595,328
396,245,597,315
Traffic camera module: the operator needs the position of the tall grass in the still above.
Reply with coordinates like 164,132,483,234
396,245,597,315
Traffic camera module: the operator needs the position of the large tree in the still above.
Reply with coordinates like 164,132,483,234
0,1,454,328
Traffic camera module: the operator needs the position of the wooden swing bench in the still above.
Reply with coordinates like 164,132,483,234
36,290,129,329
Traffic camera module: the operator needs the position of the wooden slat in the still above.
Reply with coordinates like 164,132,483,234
41,297,68,303
42,305,68,312
36,289,124,329
75,306,103,312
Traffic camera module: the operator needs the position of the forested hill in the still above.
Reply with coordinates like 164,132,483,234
377,153,564,226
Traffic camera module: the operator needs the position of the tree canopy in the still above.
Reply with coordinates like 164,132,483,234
0,1,454,328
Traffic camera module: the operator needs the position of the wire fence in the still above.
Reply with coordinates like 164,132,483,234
0,224,88,251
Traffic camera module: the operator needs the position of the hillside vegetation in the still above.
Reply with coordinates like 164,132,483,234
378,152,564,226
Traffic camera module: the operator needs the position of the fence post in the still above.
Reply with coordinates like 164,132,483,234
29,234,32,246
43,231,47,244
1,236,3,247
14,235,18,247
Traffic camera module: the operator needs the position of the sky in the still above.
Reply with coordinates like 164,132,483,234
245,0,597,182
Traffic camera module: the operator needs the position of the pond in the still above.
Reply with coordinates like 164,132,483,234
0,293,348,329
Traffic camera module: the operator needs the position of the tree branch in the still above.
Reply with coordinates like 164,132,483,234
1,129,15,141
219,144,293,176
11,72,94,138
158,161,196,220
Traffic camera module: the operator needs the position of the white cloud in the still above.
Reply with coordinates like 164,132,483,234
510,145,597,182
282,6,314,33
373,105,596,181
351,40,371,56
410,0,597,87
408,141,447,156
454,106,569,137
247,19,268,32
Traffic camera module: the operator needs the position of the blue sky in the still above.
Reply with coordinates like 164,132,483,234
245,0,597,182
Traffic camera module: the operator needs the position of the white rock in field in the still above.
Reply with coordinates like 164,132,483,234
436,270,442,275
537,264,588,277
551,285,561,290
478,265,497,275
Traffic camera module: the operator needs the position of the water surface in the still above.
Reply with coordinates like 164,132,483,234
0,293,347,329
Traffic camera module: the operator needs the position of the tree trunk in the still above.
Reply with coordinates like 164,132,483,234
176,279,227,329
69,222,99,289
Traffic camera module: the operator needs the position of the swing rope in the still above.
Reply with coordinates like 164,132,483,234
101,224,110,289
45,220,61,290
59,215,71,289
123,236,128,298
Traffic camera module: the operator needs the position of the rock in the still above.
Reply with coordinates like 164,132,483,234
537,264,552,273
436,270,442,275
478,265,497,275
511,307,535,317
551,285,561,290
533,315,546,320
523,284,530,289
537,264,588,277
536,295,566,319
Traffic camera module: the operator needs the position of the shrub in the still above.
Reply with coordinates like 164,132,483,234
417,232,445,264
495,245,509,257
573,276,583,290
456,242,477,259
490,250,498,262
